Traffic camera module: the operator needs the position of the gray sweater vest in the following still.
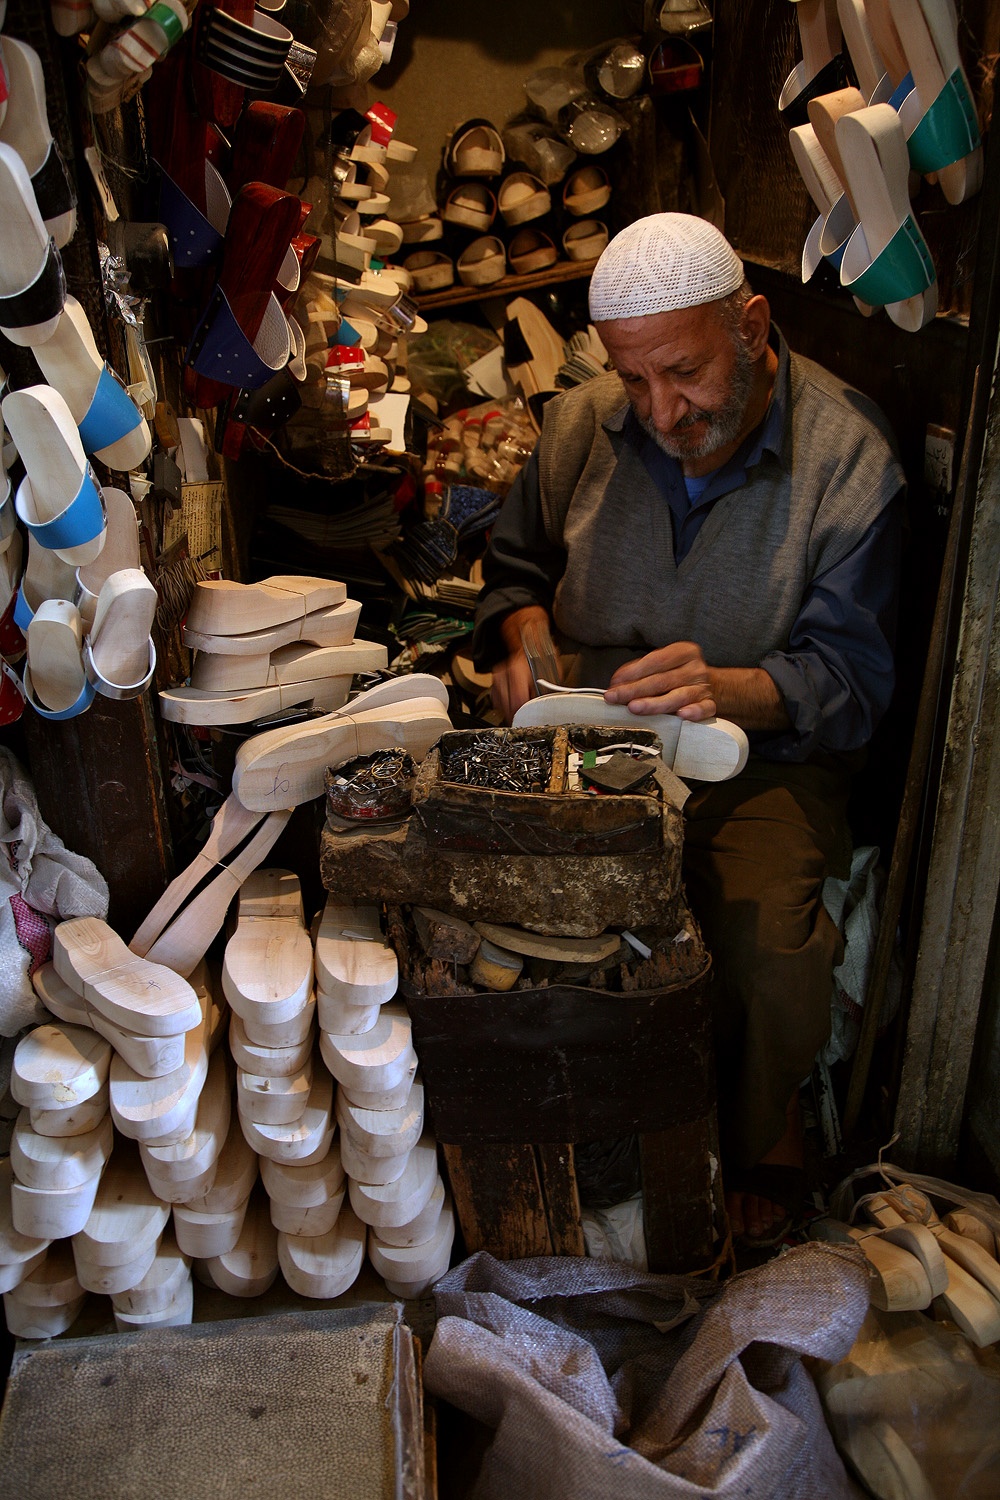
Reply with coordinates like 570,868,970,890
536,355,903,686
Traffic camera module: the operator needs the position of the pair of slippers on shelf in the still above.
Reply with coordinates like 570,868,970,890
1,389,155,718
159,573,389,725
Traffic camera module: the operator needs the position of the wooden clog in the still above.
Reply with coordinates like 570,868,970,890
348,1135,439,1229
376,1176,446,1249
222,867,314,1029
110,1229,191,1316
141,809,293,979
24,600,93,718
173,1198,249,1259
340,1131,411,1187
11,1166,103,1239
260,1142,345,1210
319,1002,414,1095
75,487,142,632
0,143,66,347
313,900,397,1009
11,1108,113,1192
138,1045,231,1200
498,172,551,227
54,916,203,1036
242,990,317,1050
316,991,383,1036
113,1276,193,1331
512,693,750,782
277,1203,365,1298
74,1141,170,1266
29,1084,110,1140
368,1196,455,1296
456,236,506,288
4,385,107,567
0,38,77,247
109,1007,210,1144
879,1187,1000,1304
943,1210,1000,1259
336,1082,423,1159
233,696,451,811
84,569,157,700
237,1057,313,1127
33,960,189,1079
4,1241,79,1308
811,1218,933,1310
238,1066,334,1165
269,1189,346,1237
183,599,362,658
11,1021,111,1110
4,1276,85,1338
189,639,386,695
340,1056,418,1114
0,1158,50,1267
73,1234,161,1296
33,298,151,471
229,1009,314,1077
185,575,348,637
202,1187,279,1297
180,1109,258,1215
0,1246,49,1296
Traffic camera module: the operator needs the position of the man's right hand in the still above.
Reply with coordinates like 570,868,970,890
491,605,551,723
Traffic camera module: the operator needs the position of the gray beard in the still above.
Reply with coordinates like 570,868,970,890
639,340,757,462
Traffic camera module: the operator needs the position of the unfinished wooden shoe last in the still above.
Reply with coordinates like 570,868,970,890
238,1065,334,1164
237,1057,313,1127
319,1002,414,1095
313,899,397,1008
109,1006,210,1145
376,1175,446,1248
139,1045,231,1201
33,961,189,1080
277,1203,365,1298
201,1187,279,1297
181,1107,258,1216
369,1196,455,1296
186,575,347,636
184,598,362,658
336,1081,423,1159
222,867,314,1028
348,1134,439,1229
260,1142,345,1210
230,1009,314,1077
11,1108,113,1192
110,1229,191,1317
55,916,203,1036
12,1021,110,1110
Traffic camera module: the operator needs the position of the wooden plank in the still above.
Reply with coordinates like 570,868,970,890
535,1143,585,1257
640,1119,721,1274
441,1142,552,1258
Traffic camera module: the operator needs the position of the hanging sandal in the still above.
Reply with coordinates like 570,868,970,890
441,181,496,233
4,385,107,567
83,568,158,702
0,143,66,347
23,597,95,720
445,118,505,179
34,297,151,472
889,0,983,205
74,486,141,632
0,38,77,248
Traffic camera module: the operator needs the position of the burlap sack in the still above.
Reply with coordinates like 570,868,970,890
425,1244,870,1499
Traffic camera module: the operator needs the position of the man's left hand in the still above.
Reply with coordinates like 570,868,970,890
604,641,716,720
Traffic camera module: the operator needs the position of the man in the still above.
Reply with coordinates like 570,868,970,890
472,213,904,1244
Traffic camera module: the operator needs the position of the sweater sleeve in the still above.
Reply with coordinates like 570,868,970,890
471,446,567,670
755,496,903,760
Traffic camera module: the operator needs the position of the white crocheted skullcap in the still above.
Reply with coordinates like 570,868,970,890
588,213,745,321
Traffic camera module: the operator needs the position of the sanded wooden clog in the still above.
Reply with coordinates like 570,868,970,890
109,1005,210,1145
110,1228,191,1317
375,1175,446,1249
85,568,157,700
237,1057,314,1127
229,1009,314,1077
277,1202,365,1298
339,1129,411,1187
336,1081,423,1160
202,1186,279,1296
368,1195,455,1296
54,916,203,1035
0,1158,50,1267
222,867,314,1029
340,1056,418,1114
10,1167,103,1239
173,1196,250,1259
269,1187,346,1237
11,1108,113,1193
112,1276,194,1331
183,598,362,657
29,1084,110,1141
186,575,348,637
319,1002,414,1096
348,1134,439,1229
138,1045,231,1202
24,599,92,718
238,1065,334,1165
73,1233,161,1296
313,899,397,1009
180,1109,258,1216
4,1240,79,1309
11,1021,110,1110
33,960,190,1080
260,1141,345,1209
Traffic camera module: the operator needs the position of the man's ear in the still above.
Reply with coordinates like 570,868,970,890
741,295,771,360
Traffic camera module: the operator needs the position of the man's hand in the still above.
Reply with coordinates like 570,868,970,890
605,642,792,731
605,641,716,720
490,604,551,723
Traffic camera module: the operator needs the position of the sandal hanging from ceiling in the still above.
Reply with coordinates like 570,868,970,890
0,37,77,248
4,384,107,567
0,143,66,348
34,297,151,472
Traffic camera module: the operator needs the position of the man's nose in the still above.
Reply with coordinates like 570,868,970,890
647,377,687,434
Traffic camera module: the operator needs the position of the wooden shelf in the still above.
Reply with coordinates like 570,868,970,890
413,259,595,311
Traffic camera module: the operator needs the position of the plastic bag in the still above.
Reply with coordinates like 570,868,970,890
815,1304,1000,1498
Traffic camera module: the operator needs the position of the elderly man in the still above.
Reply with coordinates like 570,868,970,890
472,213,904,1244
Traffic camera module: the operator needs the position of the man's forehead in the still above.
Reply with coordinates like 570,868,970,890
595,303,729,361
